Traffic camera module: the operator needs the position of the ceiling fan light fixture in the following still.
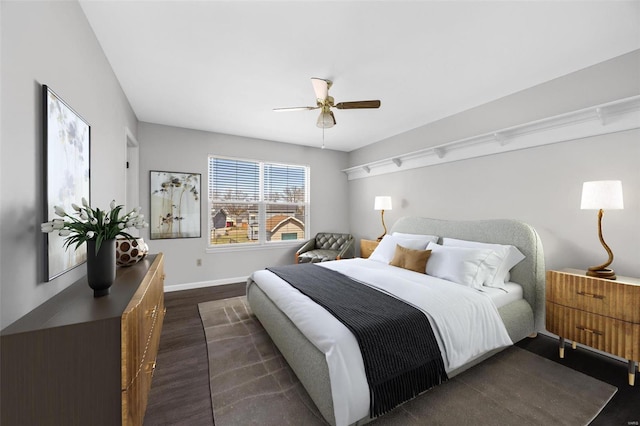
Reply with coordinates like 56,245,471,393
316,110,335,128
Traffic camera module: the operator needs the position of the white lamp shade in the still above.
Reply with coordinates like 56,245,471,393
374,196,392,211
580,180,624,210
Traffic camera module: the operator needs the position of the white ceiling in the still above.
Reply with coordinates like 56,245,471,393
79,1,640,152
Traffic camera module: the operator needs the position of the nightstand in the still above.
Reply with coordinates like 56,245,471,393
546,269,640,385
360,239,379,259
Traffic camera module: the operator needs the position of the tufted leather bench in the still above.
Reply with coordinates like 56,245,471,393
295,233,355,264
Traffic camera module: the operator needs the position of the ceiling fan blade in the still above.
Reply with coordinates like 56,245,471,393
273,106,319,112
334,100,381,110
311,78,331,102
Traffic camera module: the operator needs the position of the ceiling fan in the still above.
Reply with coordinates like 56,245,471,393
274,78,381,128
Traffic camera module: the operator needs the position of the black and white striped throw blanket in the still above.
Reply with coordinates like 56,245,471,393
267,263,448,417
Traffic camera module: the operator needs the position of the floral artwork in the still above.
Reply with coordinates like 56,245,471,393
150,171,201,239
44,85,91,281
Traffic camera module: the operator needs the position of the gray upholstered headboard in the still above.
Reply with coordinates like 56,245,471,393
390,217,546,331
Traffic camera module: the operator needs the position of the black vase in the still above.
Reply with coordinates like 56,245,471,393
86,238,116,297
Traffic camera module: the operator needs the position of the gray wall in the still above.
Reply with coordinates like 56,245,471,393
348,51,640,279
0,1,138,328
137,123,350,287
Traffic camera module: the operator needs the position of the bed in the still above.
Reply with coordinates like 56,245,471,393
247,217,545,426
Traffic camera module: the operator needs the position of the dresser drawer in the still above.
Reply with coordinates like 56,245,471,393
122,256,165,389
122,304,164,426
546,270,640,322
546,302,639,361
121,254,165,425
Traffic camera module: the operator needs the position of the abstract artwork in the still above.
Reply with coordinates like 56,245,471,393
150,171,201,239
43,85,91,280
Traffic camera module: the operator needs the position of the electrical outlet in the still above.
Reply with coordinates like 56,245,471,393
196,259,202,266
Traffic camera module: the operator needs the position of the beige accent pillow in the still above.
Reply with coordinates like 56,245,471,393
389,244,431,274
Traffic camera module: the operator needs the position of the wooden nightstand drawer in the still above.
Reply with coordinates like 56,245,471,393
546,303,640,361
360,239,379,259
546,270,640,322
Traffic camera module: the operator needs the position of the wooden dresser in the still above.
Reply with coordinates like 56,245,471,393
1,253,165,425
546,269,639,385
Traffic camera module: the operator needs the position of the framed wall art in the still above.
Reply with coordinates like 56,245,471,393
43,85,91,281
150,170,201,239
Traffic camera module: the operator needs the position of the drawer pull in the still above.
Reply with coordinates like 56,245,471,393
576,325,603,336
145,361,156,375
576,291,605,300
146,306,157,319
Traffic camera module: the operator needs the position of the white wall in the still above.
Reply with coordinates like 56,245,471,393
0,1,138,328
348,51,640,279
137,123,349,288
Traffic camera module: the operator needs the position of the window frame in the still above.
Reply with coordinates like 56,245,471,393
207,155,310,252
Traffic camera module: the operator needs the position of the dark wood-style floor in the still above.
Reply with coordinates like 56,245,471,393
144,284,245,426
144,284,640,425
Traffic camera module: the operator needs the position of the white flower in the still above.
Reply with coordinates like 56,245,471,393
40,199,147,252
135,206,142,213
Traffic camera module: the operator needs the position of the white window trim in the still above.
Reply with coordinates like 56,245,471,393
207,155,310,250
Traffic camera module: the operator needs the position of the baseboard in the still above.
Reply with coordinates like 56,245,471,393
164,276,248,293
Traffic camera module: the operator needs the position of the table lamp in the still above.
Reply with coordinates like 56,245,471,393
580,180,624,280
374,196,392,241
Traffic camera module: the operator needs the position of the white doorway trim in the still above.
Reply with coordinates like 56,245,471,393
125,127,140,215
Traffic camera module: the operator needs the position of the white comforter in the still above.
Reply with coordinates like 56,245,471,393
249,258,512,426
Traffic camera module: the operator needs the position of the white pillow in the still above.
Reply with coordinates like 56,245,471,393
442,237,525,288
369,234,433,264
391,232,439,245
425,242,495,289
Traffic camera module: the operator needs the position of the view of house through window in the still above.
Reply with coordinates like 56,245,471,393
208,156,309,246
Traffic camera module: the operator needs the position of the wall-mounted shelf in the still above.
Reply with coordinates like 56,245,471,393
343,95,640,180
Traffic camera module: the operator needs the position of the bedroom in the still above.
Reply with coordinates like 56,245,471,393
1,0,639,425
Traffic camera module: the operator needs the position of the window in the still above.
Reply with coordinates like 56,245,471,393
208,156,309,247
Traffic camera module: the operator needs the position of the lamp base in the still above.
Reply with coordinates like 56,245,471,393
586,268,617,280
